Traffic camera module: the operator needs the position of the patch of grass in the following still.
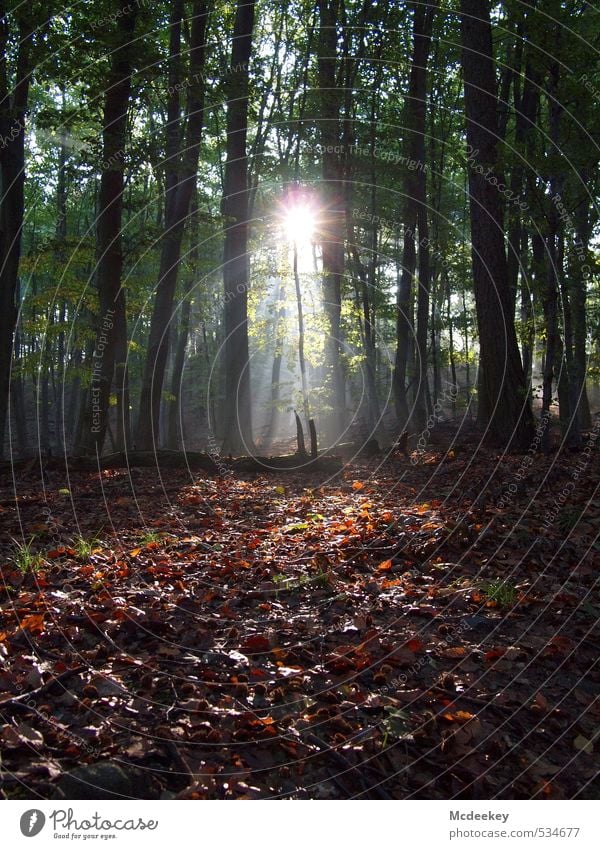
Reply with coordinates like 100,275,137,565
482,578,518,607
11,537,46,574
72,534,102,560
139,530,162,545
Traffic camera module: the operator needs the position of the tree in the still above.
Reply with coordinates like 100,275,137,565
74,0,138,455
393,2,437,432
221,0,257,455
316,0,345,446
136,0,210,451
459,0,533,448
0,4,50,456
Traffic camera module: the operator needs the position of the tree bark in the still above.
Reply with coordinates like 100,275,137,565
460,0,533,449
317,0,345,446
76,0,137,455
221,0,257,455
0,5,32,458
136,1,209,450
393,2,437,433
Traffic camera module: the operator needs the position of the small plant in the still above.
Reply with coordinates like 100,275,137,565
139,530,162,545
381,707,411,749
72,534,102,560
311,569,333,591
482,578,518,606
11,537,46,574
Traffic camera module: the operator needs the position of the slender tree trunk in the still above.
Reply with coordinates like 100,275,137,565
11,316,28,455
137,1,209,450
266,279,286,446
221,0,256,455
572,199,592,430
0,5,31,458
520,263,534,389
293,244,310,426
76,0,137,455
460,0,533,448
394,225,416,428
445,271,457,416
317,0,345,446
166,199,199,450
393,1,437,433
412,2,437,432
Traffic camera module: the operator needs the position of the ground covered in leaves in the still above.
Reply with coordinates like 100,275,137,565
1,437,599,799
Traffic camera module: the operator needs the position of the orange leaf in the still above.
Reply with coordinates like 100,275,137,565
243,634,270,653
271,647,286,660
19,614,45,634
442,710,475,723
377,559,393,572
352,481,364,491
442,646,467,658
129,548,142,557
485,647,506,662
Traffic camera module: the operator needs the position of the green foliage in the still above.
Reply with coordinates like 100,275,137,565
482,578,518,607
72,534,102,560
10,538,46,575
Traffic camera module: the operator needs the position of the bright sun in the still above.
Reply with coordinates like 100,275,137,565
282,203,316,245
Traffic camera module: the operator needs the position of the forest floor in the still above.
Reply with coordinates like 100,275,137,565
0,431,599,799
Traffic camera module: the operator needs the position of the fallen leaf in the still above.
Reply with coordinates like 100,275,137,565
19,614,45,635
573,735,594,754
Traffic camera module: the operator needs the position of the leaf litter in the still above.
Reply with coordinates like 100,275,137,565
0,445,598,799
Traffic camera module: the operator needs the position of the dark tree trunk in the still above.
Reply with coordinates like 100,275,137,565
572,197,592,430
0,5,31,458
393,1,437,432
411,2,437,433
460,0,533,448
317,0,345,446
221,0,257,455
166,200,198,451
520,259,534,389
137,1,209,450
76,0,137,455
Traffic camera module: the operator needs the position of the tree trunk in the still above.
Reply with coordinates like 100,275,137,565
0,6,31,458
460,0,533,448
76,0,136,455
266,279,286,446
393,1,437,433
136,1,209,450
411,2,437,433
221,0,257,455
166,200,198,451
571,198,592,430
317,0,345,446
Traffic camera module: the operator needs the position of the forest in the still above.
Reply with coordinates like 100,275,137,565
0,0,598,803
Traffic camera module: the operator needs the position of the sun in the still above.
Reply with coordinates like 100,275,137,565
282,202,316,245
